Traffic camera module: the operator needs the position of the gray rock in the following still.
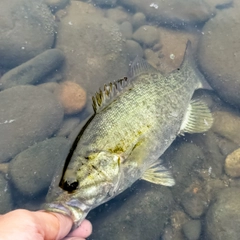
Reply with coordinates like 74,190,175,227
0,0,55,68
165,142,205,196
126,40,144,60
132,12,146,30
0,49,65,90
8,137,70,197
89,181,174,240
92,0,117,7
106,7,131,24
0,85,64,163
181,191,208,218
205,187,240,240
182,220,201,240
198,6,240,107
162,226,185,240
188,130,225,178
44,0,69,12
120,21,133,39
56,117,81,138
38,82,59,93
206,0,233,9
0,174,12,214
57,1,129,97
119,0,214,26
133,25,159,47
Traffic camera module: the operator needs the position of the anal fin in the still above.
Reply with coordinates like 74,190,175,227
142,161,175,187
179,99,213,135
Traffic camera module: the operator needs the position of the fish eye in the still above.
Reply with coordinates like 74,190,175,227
62,180,79,192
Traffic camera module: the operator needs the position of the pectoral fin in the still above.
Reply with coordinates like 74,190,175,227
142,161,175,186
179,99,213,135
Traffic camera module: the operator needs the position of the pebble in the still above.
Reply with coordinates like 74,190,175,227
211,111,240,145
132,12,146,30
118,0,214,27
180,191,208,218
44,0,69,12
171,210,190,230
225,148,240,178
182,220,201,240
38,82,59,93
56,117,81,138
0,174,12,214
92,0,117,7
126,40,144,61
0,0,55,68
133,25,159,47
190,130,226,178
158,27,198,73
0,85,64,163
205,187,240,240
119,21,133,39
206,0,233,9
54,81,87,115
8,137,70,197
106,7,131,24
162,226,185,240
0,49,65,90
165,142,205,196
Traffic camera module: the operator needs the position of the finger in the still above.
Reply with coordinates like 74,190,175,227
63,237,86,240
67,220,92,238
35,211,73,240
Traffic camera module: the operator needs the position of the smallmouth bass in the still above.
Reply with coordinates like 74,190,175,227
44,42,213,229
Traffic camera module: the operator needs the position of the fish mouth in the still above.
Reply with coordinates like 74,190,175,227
44,199,91,230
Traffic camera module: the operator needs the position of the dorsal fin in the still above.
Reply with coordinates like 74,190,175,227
129,56,158,78
92,77,129,113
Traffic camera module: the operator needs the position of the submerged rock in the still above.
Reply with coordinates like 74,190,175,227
132,25,159,47
132,12,146,30
225,148,240,178
198,6,240,107
0,174,12,214
211,111,240,146
0,0,55,68
180,191,208,218
205,188,240,240
89,181,174,240
182,220,201,240
54,81,87,115
0,85,64,163
0,49,65,90
57,1,129,96
119,0,214,26
9,137,70,197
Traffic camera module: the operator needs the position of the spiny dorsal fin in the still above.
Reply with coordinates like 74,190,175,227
129,56,158,78
92,77,129,113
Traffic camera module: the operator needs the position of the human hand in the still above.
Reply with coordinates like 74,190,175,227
0,209,92,240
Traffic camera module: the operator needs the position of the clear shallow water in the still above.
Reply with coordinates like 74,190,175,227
0,0,240,239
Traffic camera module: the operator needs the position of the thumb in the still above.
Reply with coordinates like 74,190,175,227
35,211,73,240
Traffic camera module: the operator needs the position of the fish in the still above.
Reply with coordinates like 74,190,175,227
44,41,213,229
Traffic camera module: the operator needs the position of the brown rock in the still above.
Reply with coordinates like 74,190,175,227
225,148,240,178
55,81,86,114
211,111,240,145
145,27,198,74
